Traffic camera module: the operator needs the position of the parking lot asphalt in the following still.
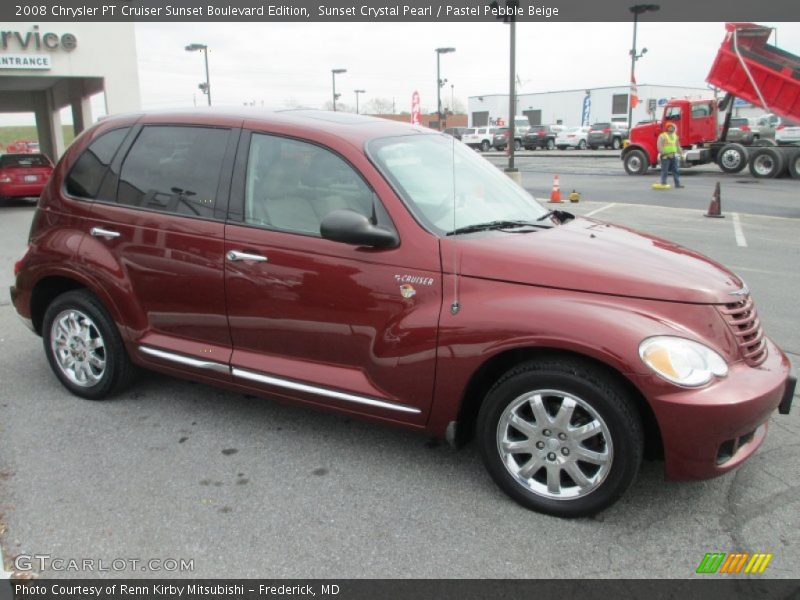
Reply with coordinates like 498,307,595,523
0,173,798,579
486,150,800,218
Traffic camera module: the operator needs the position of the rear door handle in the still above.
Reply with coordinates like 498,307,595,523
227,250,268,263
90,227,121,239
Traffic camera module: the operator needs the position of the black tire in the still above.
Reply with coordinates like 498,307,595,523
717,143,748,173
477,357,643,517
748,147,786,178
788,149,800,179
42,290,137,400
557,146,567,151
623,149,649,175
588,145,597,150
611,137,621,150
546,139,555,150
514,139,522,151
480,140,491,152
577,140,587,150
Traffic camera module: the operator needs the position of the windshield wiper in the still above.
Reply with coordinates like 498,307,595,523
446,220,550,236
536,209,575,223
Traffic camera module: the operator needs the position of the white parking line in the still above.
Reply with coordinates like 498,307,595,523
732,212,748,247
585,203,617,217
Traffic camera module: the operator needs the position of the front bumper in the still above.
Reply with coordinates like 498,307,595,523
639,337,793,480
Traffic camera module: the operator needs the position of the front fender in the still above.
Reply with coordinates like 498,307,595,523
426,275,733,436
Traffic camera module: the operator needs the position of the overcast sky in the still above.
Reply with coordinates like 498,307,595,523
2,20,799,125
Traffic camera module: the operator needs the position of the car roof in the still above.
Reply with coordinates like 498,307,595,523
100,108,437,147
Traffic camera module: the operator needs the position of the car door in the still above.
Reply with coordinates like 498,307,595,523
82,119,240,376
223,128,441,425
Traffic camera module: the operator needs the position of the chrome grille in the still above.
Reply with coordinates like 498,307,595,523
719,295,767,367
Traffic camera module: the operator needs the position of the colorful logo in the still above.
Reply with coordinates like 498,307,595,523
696,552,773,574
399,284,416,299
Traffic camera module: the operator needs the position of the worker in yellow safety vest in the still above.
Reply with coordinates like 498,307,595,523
658,121,683,187
657,121,684,188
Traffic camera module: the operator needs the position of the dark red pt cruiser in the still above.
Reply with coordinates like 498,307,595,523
10,109,795,517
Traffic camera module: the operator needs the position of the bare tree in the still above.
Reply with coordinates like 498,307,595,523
449,97,466,114
283,96,306,108
364,97,394,115
321,100,355,112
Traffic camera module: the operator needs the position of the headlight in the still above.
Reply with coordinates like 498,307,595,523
639,336,728,387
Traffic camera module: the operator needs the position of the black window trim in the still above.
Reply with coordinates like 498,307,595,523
87,122,241,224
227,128,398,241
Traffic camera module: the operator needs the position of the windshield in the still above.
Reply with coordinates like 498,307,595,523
367,134,550,235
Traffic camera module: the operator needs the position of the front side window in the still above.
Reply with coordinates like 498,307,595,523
368,134,549,235
65,127,130,199
244,133,376,236
116,126,229,218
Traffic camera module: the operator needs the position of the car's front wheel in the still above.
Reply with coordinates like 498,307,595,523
577,140,587,150
477,357,643,517
480,140,491,152
43,290,137,400
514,140,522,151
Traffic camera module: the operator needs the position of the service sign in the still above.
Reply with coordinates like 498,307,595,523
0,53,51,69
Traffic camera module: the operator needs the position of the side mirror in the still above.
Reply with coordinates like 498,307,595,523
320,209,399,249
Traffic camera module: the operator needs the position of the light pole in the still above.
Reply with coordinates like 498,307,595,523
450,83,454,113
628,4,659,127
185,43,211,106
354,89,365,114
331,68,347,111
435,47,455,130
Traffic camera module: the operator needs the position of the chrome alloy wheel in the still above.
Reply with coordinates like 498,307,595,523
752,153,775,176
50,309,107,387
496,389,613,499
720,148,743,170
627,154,642,172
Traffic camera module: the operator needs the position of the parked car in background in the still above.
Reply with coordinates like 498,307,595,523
462,127,496,151
776,120,800,144
443,127,468,141
723,116,777,145
0,153,54,201
5,140,40,154
492,127,522,151
522,125,564,150
555,126,591,150
587,122,628,149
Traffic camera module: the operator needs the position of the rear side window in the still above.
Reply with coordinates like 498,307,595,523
244,133,375,236
730,118,748,127
0,154,50,168
65,127,129,199
117,126,229,219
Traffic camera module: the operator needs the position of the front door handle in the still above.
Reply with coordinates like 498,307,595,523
227,250,268,263
90,227,121,239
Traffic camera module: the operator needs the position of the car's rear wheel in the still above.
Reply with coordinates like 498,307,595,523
612,138,621,150
748,147,786,178
477,358,643,517
514,140,522,151
546,139,555,150
577,140,587,150
623,149,649,175
480,140,491,152
43,290,137,400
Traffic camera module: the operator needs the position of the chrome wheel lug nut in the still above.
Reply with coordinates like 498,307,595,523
542,429,551,437
547,452,556,461
558,432,567,441
562,448,570,456
536,441,545,449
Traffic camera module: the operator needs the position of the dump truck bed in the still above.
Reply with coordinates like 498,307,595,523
707,22,800,123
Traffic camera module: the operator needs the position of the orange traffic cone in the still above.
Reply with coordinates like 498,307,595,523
704,181,725,218
549,175,562,203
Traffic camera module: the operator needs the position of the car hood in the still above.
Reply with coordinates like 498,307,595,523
444,217,744,304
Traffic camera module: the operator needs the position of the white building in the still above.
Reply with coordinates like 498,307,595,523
0,23,141,159
468,84,714,128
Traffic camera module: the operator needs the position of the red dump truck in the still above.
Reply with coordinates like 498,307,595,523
622,22,800,179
